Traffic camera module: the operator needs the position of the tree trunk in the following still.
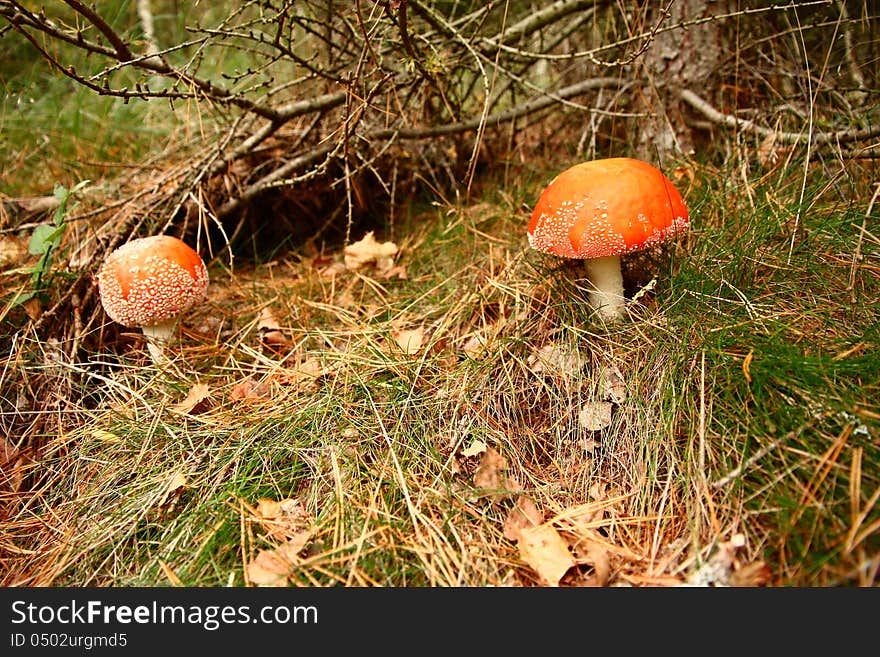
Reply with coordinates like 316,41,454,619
636,0,729,161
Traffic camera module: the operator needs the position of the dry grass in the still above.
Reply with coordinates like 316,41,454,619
4,149,876,587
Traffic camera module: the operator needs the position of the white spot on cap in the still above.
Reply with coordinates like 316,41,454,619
97,235,208,328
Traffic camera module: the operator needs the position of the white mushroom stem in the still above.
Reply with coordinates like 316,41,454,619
584,255,625,322
141,320,175,363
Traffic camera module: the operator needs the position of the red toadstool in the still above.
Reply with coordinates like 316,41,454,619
97,235,209,362
528,157,689,322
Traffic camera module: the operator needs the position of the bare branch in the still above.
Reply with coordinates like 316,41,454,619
680,89,880,146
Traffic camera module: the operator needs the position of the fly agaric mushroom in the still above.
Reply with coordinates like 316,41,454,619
97,235,208,362
528,157,689,322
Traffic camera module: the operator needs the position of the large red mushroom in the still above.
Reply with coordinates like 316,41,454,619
528,157,689,322
97,235,209,362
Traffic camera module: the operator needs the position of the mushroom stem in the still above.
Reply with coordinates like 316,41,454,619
584,255,625,322
141,321,175,363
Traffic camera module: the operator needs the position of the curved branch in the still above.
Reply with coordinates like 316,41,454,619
216,76,623,218
680,89,880,145
64,0,134,61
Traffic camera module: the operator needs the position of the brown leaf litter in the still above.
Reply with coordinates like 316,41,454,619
245,497,316,587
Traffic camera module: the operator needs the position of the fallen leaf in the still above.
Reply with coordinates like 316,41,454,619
671,164,695,185
157,471,187,508
601,364,626,404
588,480,608,501
230,377,270,402
262,330,292,350
0,236,27,268
528,342,585,375
319,260,348,278
473,446,507,501
473,447,520,502
276,356,338,389
0,436,20,463
382,264,408,280
686,533,748,587
344,232,398,274
22,297,42,321
391,327,424,355
729,560,773,587
246,531,313,587
171,383,211,414
517,524,576,586
461,332,488,358
503,496,542,541
257,307,283,331
461,439,487,458
578,401,613,431
91,429,121,444
253,497,312,543
258,308,293,351
571,531,611,586
4,195,60,216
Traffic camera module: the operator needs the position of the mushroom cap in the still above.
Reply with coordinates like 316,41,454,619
97,235,209,328
528,157,689,259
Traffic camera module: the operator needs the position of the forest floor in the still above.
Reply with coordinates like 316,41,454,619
2,142,878,586
2,20,879,584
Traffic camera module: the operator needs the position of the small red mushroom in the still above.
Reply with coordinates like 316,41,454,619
528,157,689,322
97,235,209,362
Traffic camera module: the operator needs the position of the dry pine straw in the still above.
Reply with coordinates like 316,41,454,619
1,210,773,587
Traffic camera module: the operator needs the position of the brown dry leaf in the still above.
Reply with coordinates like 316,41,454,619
670,164,695,188
0,236,27,268
518,524,576,586
729,560,773,587
382,264,408,280
473,446,514,502
687,533,750,586
157,471,187,508
230,377,270,402
5,195,60,216
91,429,121,444
589,480,608,502
262,330,292,350
528,343,585,375
460,439,487,458
461,332,488,358
503,496,543,541
257,307,283,331
22,297,42,321
344,232,398,274
601,364,626,404
391,327,424,355
246,531,312,587
1,436,20,464
258,308,292,351
277,356,338,389
171,383,211,414
578,401,613,431
571,530,612,586
254,497,312,543
460,318,506,359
